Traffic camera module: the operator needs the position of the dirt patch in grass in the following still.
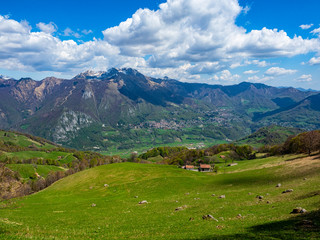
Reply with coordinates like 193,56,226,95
280,154,320,177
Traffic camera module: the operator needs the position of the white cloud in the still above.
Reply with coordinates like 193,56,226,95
103,0,320,71
247,75,273,83
300,24,313,30
265,67,297,76
248,75,260,81
311,27,320,36
213,70,240,82
82,29,93,35
0,15,125,73
242,6,250,15
1,0,320,82
188,62,227,74
63,27,81,38
296,74,312,82
244,70,259,74
245,60,268,67
36,22,57,34
308,56,320,65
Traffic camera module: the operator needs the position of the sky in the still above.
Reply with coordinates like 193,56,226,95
0,0,320,90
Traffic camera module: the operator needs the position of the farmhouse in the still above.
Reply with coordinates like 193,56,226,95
199,164,212,172
183,165,197,171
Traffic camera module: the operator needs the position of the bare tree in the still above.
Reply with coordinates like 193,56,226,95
302,130,320,155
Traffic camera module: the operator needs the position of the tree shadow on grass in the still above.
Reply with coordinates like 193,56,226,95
295,190,320,200
189,209,320,240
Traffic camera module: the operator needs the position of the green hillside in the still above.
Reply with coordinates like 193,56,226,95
235,125,303,147
1,155,319,239
0,130,118,199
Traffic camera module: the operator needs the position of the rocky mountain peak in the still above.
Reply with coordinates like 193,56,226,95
104,67,142,78
73,70,106,80
73,68,144,80
0,74,11,80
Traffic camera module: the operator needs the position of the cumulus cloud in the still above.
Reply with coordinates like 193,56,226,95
311,27,320,36
244,70,259,74
300,24,313,30
296,74,312,82
212,70,240,82
36,22,57,34
103,0,320,70
0,15,124,73
308,57,320,65
265,67,297,76
1,0,320,82
245,60,268,67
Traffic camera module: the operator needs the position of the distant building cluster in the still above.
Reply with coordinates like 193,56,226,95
183,164,213,172
128,108,238,130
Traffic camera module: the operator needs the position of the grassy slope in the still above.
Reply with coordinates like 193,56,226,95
0,130,55,150
235,125,302,147
6,164,65,180
0,155,320,239
0,130,75,165
0,130,72,182
2,151,75,163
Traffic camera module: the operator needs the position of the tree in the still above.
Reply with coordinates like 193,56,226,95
302,130,320,155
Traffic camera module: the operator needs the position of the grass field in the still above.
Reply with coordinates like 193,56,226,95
0,131,55,150
0,154,319,239
101,139,226,158
6,164,65,180
1,151,75,163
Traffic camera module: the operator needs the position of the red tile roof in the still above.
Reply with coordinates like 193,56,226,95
200,164,211,169
185,165,195,169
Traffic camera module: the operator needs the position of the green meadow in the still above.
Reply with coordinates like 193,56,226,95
0,131,55,150
6,164,65,180
0,154,319,239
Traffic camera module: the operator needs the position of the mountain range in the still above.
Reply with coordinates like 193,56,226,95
0,68,319,151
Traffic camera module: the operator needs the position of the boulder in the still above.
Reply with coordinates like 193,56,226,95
91,203,96,207
291,207,307,214
282,189,293,194
202,215,219,221
104,184,109,187
175,205,187,211
219,195,226,199
139,200,148,204
276,183,281,187
300,208,307,213
227,163,238,167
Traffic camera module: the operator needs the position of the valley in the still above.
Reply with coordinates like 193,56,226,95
1,1,320,239
1,68,319,153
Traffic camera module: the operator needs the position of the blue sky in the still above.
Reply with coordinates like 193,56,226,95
0,0,320,90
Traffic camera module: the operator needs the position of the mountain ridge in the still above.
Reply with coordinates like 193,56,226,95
0,68,319,151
